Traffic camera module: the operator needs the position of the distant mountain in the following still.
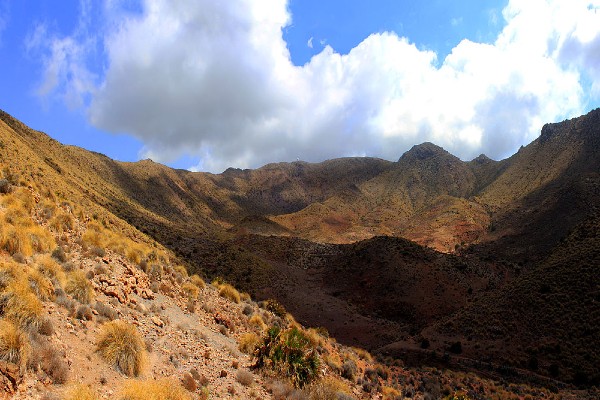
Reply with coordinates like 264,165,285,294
1,107,599,388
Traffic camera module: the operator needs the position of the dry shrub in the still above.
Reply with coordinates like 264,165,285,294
118,378,192,400
93,301,117,320
307,377,354,400
238,332,261,355
181,282,199,300
174,265,188,278
236,369,254,386
125,247,142,266
148,264,163,281
27,269,54,301
249,314,267,332
96,320,147,377
304,328,325,348
76,305,93,321
81,222,107,248
4,286,43,330
33,343,68,384
382,385,401,399
36,254,66,287
63,384,98,400
0,319,31,373
351,347,373,362
0,226,32,256
190,274,205,289
0,260,19,290
219,283,241,303
181,372,196,392
27,225,55,254
49,212,74,234
65,270,94,304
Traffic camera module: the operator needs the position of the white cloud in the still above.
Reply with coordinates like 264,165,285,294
32,0,600,172
26,0,97,109
307,36,313,48
0,2,9,45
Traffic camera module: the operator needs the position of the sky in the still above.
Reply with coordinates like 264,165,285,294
0,0,599,173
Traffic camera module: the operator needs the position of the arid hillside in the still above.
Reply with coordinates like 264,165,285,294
0,108,599,398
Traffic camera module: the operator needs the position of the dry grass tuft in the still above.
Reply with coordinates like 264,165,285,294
236,369,254,386
4,285,43,330
49,211,74,234
0,319,31,373
96,320,147,377
248,314,267,332
238,332,261,355
117,378,193,400
218,283,241,303
65,270,94,304
190,274,205,289
27,269,54,301
63,384,99,400
181,282,199,300
36,254,66,287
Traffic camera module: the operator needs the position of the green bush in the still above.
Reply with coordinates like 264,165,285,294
253,326,320,388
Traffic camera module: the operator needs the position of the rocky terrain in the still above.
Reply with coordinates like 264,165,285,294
0,108,599,398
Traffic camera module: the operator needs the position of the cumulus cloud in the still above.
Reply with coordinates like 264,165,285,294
33,0,600,172
26,0,97,109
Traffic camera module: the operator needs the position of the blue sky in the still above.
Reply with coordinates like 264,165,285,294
0,0,599,172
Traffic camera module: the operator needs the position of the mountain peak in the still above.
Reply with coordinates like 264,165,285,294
398,142,449,162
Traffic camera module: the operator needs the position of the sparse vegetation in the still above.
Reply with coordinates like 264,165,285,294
117,378,192,400
0,319,31,372
218,283,241,303
254,326,320,388
65,270,94,304
63,384,99,400
96,320,147,377
238,332,261,354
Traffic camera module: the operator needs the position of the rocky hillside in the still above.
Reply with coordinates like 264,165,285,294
0,108,599,398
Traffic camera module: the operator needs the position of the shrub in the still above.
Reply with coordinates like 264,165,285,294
254,326,320,388
36,254,66,287
27,270,54,301
263,299,287,318
239,332,261,354
0,320,31,373
117,378,192,400
96,320,147,377
93,301,117,320
341,359,357,381
181,283,199,300
35,343,68,383
65,270,94,304
308,377,353,400
190,274,205,289
236,369,254,386
219,284,241,303
49,212,74,234
4,287,43,330
63,384,98,400
249,314,267,332
51,247,68,263
174,265,188,278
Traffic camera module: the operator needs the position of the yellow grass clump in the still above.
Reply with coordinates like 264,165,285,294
49,211,74,234
382,385,401,399
238,332,261,355
181,282,199,300
0,260,19,290
62,384,99,400
4,284,43,330
118,378,192,400
218,283,241,303
248,314,267,332
0,226,32,256
27,269,54,301
0,319,31,373
190,274,205,289
174,265,188,278
27,225,56,254
65,270,94,304
96,320,147,377
36,254,66,287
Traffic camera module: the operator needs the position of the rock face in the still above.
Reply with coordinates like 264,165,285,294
0,362,20,394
